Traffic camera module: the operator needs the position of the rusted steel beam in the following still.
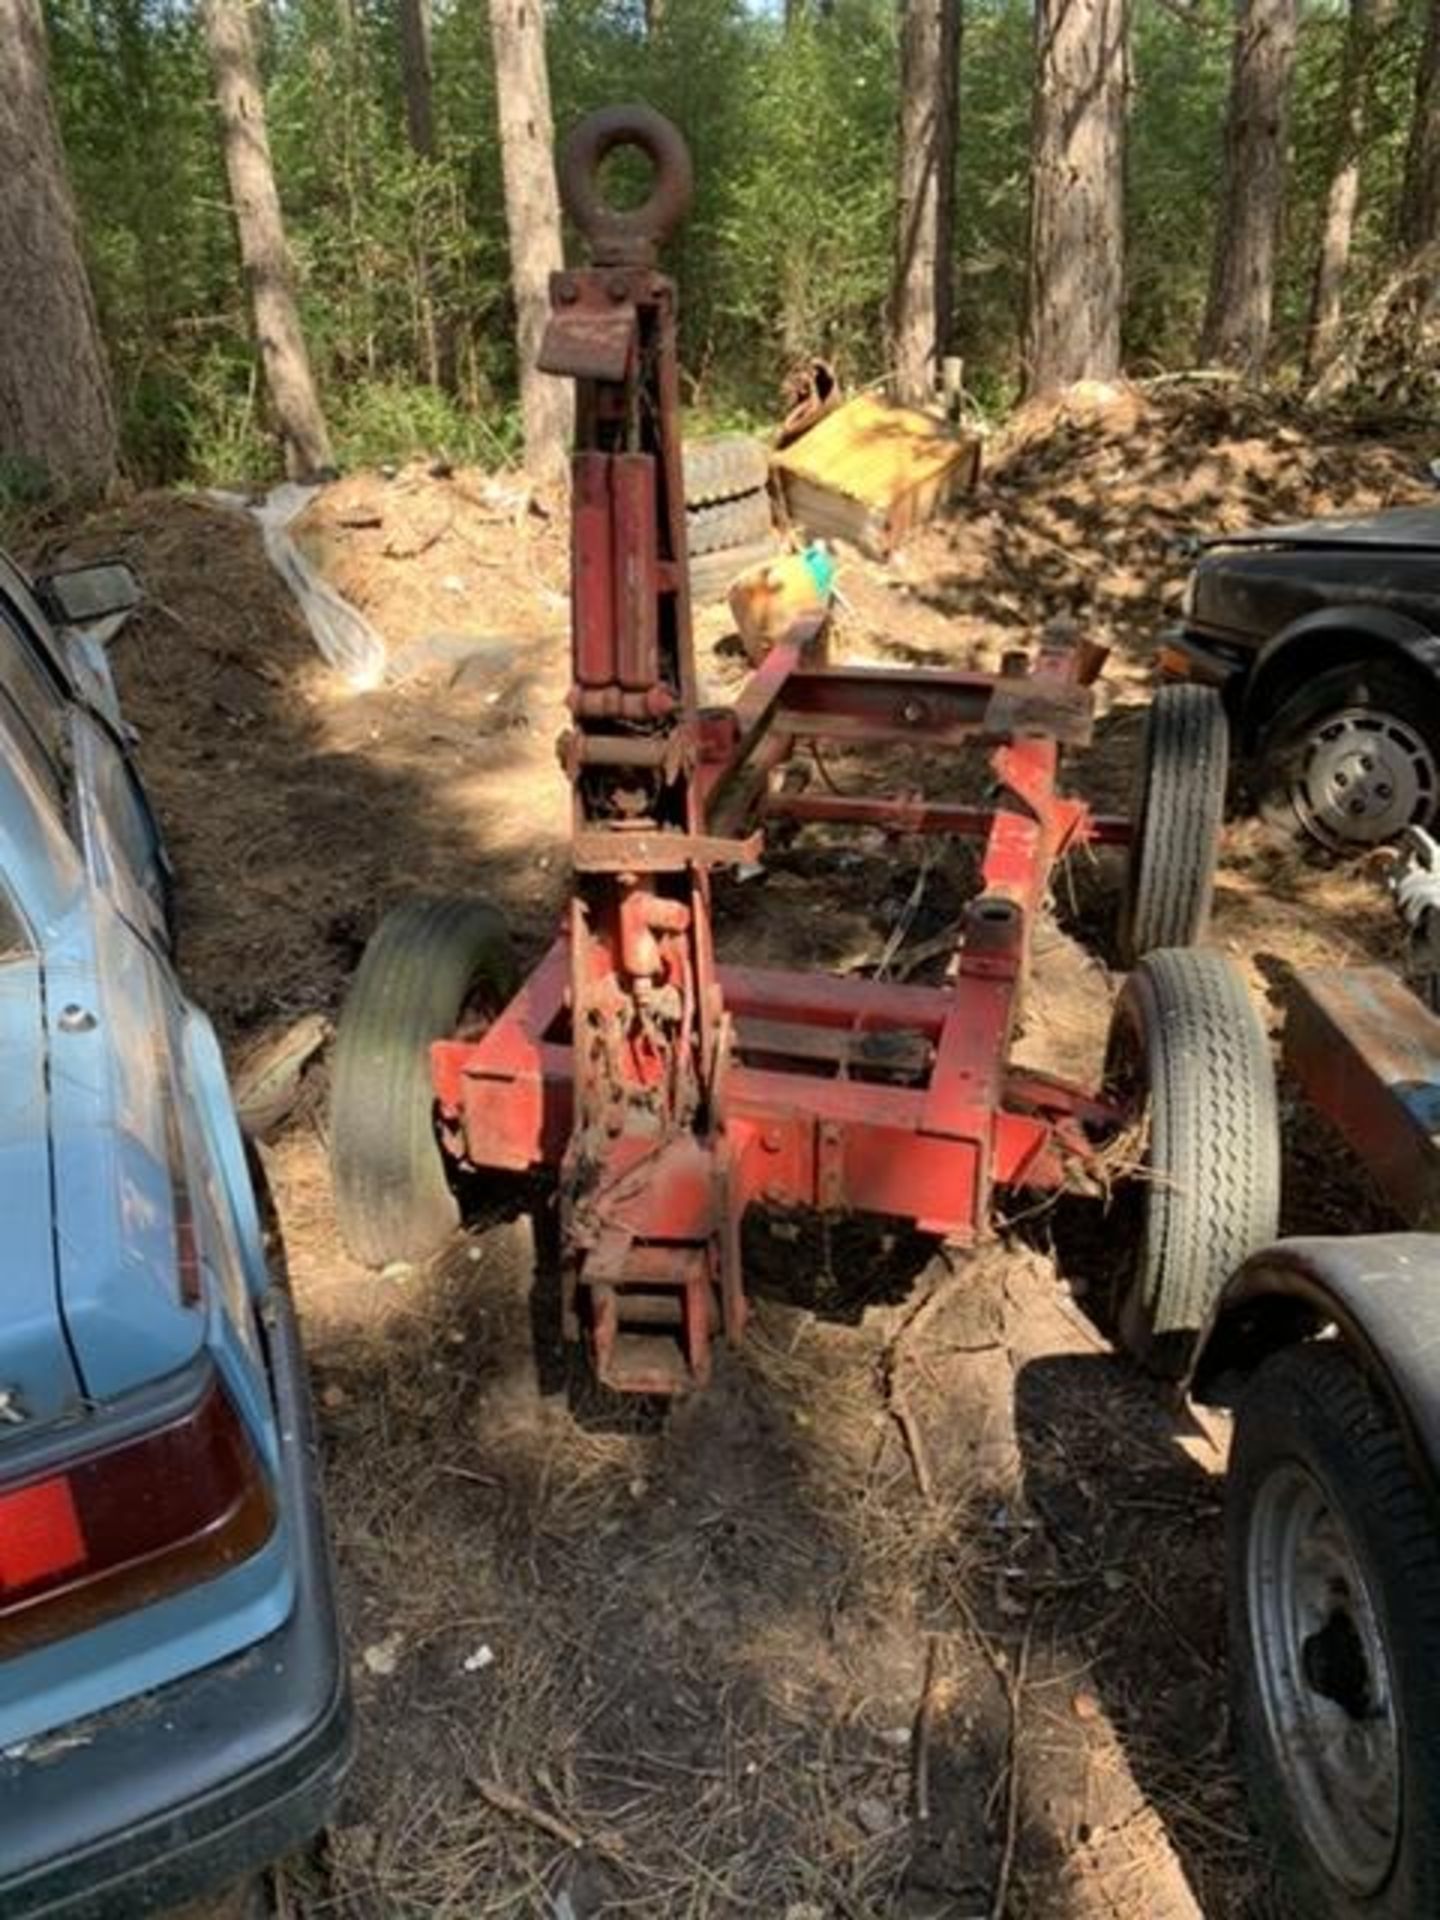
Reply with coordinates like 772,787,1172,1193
773,664,1095,749
1286,966,1440,1230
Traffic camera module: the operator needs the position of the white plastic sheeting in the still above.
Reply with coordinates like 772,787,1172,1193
207,482,388,688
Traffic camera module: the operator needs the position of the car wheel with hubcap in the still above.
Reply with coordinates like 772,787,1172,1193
1254,662,1440,852
1228,1340,1440,1918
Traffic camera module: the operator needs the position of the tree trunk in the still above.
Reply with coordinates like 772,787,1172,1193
1304,0,1394,382
201,0,334,481
1313,0,1440,402
488,0,573,487
1402,0,1440,253
397,0,445,386
891,0,962,406
1023,0,1127,397
1200,0,1298,377
0,0,117,499
398,0,435,159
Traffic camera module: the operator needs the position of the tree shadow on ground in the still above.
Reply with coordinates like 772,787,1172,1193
1010,1349,1296,1920
59,481,1395,1919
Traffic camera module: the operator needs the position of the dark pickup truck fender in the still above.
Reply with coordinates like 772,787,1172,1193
1190,1234,1440,1499
1240,607,1440,749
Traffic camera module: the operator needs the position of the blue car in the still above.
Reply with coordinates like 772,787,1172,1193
0,551,350,1915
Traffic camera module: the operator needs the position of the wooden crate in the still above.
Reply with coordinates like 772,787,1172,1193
770,393,982,558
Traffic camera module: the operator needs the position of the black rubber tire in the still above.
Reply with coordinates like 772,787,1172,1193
1253,660,1440,852
329,896,516,1267
688,535,779,605
1118,683,1228,966
1227,1341,1440,1920
1106,948,1279,1377
682,434,769,507
686,488,774,556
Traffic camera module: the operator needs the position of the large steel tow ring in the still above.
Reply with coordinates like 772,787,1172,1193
558,104,694,267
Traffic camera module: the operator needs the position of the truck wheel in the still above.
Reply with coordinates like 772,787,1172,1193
330,896,515,1267
1228,1341,1440,1919
1118,683,1228,966
1106,948,1279,1377
1254,661,1440,852
683,434,769,507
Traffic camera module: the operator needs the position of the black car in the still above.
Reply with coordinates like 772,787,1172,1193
1160,503,1440,852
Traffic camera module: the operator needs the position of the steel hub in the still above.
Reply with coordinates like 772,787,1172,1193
1293,706,1437,847
1247,1461,1401,1893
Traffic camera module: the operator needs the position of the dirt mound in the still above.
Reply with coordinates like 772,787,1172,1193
904,381,1432,676
291,461,569,669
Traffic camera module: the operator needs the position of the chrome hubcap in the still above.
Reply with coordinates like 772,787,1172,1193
1294,706,1436,847
1247,1463,1401,1893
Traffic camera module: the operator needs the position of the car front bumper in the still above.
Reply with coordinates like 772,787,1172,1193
1155,623,1251,699
0,1287,352,1919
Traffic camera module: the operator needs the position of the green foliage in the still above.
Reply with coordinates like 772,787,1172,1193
331,378,524,468
953,0,1032,383
38,0,1440,486
1126,0,1234,369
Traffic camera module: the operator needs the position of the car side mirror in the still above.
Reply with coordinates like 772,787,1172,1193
37,561,142,627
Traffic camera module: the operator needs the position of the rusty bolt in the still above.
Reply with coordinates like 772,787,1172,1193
556,275,580,304
762,1128,782,1153
607,272,630,303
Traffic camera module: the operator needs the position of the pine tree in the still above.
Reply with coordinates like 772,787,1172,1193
0,0,118,498
1023,0,1127,396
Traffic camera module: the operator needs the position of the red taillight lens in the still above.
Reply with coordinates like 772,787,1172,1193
0,1382,274,1659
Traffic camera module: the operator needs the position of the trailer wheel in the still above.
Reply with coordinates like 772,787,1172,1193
330,896,516,1267
683,434,769,507
1118,683,1229,966
1106,948,1279,1376
1227,1340,1440,1919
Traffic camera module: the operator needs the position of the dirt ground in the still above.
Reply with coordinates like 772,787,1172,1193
47,382,1433,1919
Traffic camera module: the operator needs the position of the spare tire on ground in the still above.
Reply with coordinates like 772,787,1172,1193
682,434,769,507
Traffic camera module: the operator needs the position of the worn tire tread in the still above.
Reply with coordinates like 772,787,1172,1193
686,488,774,556
330,896,514,1268
1110,948,1279,1371
682,434,770,507
1120,683,1228,965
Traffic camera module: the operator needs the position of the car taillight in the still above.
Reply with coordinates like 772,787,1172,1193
0,1381,274,1659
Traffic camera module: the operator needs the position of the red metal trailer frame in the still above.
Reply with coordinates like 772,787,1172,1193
430,107,1132,1394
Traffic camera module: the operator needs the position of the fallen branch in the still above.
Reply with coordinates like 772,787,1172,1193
912,1632,943,1825
891,1388,934,1502
989,1613,1035,1920
469,1774,625,1859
